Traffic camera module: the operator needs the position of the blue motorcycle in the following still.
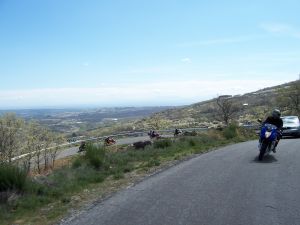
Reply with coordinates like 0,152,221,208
258,123,278,161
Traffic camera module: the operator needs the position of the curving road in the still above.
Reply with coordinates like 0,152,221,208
60,138,300,225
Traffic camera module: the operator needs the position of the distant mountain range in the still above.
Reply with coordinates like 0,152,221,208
0,106,177,134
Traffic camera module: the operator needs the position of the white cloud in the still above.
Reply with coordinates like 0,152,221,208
181,58,191,63
178,35,263,47
82,62,89,67
260,22,300,38
0,79,291,108
260,23,291,33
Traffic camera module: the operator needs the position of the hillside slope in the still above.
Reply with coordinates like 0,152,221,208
143,80,299,128
88,80,299,135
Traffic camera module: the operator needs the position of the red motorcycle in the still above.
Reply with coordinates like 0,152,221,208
104,137,116,146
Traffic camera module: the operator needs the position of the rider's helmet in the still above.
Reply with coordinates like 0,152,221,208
272,109,281,119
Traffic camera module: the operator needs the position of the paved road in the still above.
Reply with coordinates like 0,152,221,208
60,138,300,225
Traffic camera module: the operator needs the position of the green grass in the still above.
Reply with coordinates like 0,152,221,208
0,126,257,225
0,163,27,193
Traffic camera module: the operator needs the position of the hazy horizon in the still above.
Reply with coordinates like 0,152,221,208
1,1,299,109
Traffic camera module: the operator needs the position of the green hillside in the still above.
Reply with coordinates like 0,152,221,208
87,79,299,136
139,80,300,129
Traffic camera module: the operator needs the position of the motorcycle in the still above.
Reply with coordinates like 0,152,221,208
104,137,116,146
174,128,183,137
258,123,278,161
148,130,161,139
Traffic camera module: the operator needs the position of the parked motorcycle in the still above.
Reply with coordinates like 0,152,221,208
174,128,183,137
148,130,161,139
258,123,278,161
104,137,116,146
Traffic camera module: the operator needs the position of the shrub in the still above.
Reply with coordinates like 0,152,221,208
188,139,196,147
113,171,124,180
72,157,82,169
0,163,27,192
85,144,106,169
153,139,172,149
146,158,160,167
222,123,238,139
183,130,198,136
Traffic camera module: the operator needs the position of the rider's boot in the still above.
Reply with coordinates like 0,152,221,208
272,140,279,153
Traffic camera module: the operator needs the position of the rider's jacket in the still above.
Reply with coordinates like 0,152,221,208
263,116,283,129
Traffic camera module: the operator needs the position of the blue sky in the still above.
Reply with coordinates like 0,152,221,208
0,0,300,109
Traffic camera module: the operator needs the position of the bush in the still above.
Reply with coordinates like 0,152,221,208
222,124,238,139
0,163,27,192
85,144,106,169
72,157,82,169
146,158,160,167
113,171,124,180
183,130,198,136
188,139,196,147
153,139,172,149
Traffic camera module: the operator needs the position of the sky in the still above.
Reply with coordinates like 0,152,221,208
0,0,300,109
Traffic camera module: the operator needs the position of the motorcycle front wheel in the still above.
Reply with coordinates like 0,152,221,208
258,141,269,161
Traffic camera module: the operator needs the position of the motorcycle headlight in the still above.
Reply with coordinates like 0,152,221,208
265,131,271,138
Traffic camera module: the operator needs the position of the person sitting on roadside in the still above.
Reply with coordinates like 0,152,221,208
78,141,86,152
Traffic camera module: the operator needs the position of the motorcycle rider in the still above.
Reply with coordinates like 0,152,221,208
260,109,283,152
78,141,86,152
174,128,182,136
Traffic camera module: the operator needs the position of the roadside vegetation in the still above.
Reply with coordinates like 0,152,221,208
0,125,256,225
0,113,64,172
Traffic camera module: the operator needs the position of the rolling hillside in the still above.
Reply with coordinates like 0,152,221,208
141,80,299,129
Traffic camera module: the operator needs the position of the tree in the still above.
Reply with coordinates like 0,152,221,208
215,96,240,125
20,121,61,173
50,134,64,169
0,113,24,163
22,121,48,173
147,115,171,130
41,129,54,171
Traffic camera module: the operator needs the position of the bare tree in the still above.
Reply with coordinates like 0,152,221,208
20,121,61,173
0,113,24,163
50,134,64,169
215,96,240,125
24,121,45,174
21,134,36,173
42,129,53,171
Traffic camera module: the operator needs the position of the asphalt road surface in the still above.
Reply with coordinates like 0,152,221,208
60,138,300,225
